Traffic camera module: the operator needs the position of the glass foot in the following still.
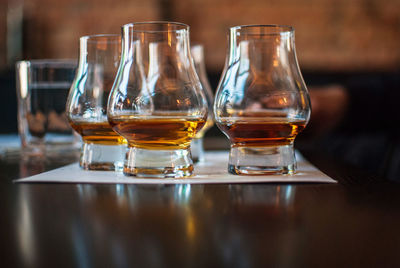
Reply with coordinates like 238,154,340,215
80,142,126,171
191,138,205,163
124,147,193,178
228,144,296,175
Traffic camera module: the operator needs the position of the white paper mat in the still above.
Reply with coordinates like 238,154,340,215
15,151,336,184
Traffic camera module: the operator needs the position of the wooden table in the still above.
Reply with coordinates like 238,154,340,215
1,143,400,267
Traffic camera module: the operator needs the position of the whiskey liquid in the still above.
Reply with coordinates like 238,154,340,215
109,115,206,150
194,117,214,139
70,121,126,145
217,117,306,147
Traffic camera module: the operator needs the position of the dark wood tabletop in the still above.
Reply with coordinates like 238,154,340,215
1,142,400,267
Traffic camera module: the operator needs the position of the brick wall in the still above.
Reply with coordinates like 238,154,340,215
1,0,400,72
22,0,161,60
172,0,400,72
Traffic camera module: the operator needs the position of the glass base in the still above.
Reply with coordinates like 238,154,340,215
21,133,81,158
80,142,126,171
228,144,296,175
124,147,193,178
191,138,205,163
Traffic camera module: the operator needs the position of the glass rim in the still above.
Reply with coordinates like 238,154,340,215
231,24,294,35
123,21,189,33
16,59,77,67
80,34,121,43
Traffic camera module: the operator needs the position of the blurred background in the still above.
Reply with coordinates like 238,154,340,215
1,0,400,179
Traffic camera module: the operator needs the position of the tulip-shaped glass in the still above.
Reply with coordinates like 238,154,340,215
214,25,310,175
66,34,127,171
108,22,208,178
190,44,214,162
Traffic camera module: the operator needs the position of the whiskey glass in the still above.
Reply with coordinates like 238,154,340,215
107,22,208,178
190,44,214,162
66,34,127,171
214,25,310,175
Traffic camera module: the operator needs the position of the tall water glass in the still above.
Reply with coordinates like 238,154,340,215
66,34,126,171
214,25,310,175
190,44,214,162
108,22,208,178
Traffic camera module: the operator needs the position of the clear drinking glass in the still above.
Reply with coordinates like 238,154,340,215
66,34,127,171
107,22,208,178
16,59,79,156
214,25,311,175
190,44,214,163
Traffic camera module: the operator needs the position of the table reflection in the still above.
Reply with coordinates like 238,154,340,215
18,152,79,178
16,185,36,267
229,185,295,207
19,155,46,178
16,180,300,266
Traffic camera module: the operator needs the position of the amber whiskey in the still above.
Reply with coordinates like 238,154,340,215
217,117,306,147
109,115,206,149
70,121,127,145
194,117,214,139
